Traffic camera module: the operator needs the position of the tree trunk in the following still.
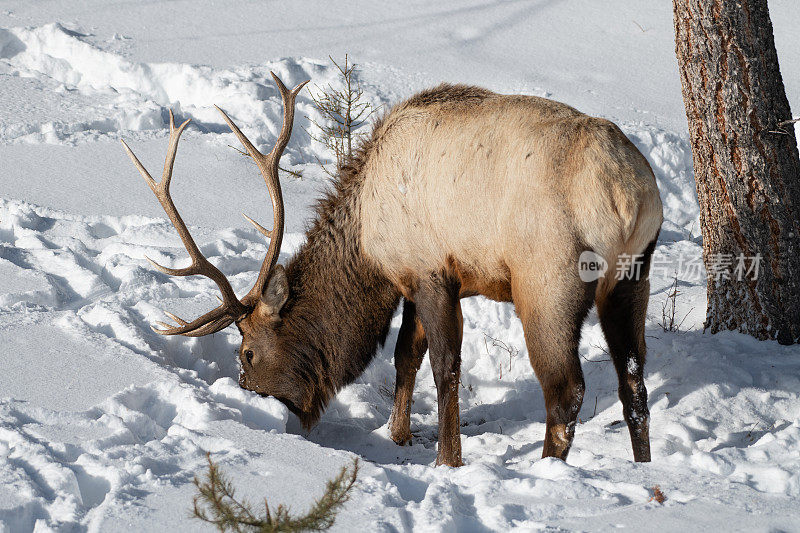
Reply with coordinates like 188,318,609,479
673,0,800,344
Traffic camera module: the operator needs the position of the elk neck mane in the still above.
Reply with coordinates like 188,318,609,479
277,112,402,428
274,83,496,427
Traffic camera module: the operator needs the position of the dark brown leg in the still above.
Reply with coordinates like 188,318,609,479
389,300,428,445
597,239,657,462
515,269,594,461
529,335,587,460
413,271,463,467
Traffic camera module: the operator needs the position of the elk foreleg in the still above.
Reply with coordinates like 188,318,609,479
413,272,464,467
389,300,428,445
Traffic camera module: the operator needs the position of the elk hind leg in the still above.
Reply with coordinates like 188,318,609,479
389,299,428,445
517,273,594,460
596,239,657,462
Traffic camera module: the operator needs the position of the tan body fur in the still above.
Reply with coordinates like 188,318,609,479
360,91,662,305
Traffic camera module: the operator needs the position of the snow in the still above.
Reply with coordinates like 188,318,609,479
1,2,799,531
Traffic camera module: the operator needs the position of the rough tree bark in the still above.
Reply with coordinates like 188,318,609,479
673,0,800,344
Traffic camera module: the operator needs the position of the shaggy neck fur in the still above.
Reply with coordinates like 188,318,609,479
278,144,401,428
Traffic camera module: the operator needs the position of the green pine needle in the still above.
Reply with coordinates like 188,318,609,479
192,454,359,532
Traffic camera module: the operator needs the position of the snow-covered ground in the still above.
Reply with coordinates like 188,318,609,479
1,2,799,531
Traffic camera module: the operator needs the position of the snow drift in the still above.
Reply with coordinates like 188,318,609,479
1,6,799,532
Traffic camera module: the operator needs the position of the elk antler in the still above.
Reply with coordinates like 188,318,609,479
121,73,308,336
217,72,309,308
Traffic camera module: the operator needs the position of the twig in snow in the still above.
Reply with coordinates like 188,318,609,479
483,333,519,379
377,377,394,402
581,343,611,363
659,272,693,333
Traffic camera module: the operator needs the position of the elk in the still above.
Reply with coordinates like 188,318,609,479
122,73,662,467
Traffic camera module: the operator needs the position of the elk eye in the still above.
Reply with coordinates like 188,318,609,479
244,349,254,366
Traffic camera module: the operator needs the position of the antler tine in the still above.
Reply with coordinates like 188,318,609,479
122,111,250,336
164,311,189,326
152,307,237,337
268,72,310,161
160,110,188,191
242,212,272,238
216,73,308,306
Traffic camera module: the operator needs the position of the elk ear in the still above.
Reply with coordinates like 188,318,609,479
261,264,289,316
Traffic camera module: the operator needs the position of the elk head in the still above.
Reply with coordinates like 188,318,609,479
121,73,310,414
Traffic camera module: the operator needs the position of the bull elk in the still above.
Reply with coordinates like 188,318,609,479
122,73,662,466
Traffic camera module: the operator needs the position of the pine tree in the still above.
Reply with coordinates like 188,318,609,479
672,0,800,344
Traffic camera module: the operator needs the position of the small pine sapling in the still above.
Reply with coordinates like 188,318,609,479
306,55,377,176
192,454,359,532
